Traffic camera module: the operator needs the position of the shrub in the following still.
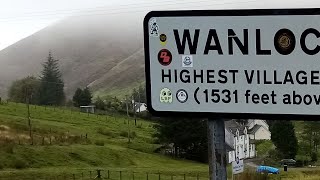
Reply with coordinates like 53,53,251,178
94,140,105,146
296,154,311,167
311,151,318,162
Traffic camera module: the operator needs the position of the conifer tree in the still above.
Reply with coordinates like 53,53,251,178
39,52,65,105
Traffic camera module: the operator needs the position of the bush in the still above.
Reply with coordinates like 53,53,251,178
256,140,274,157
94,140,105,146
13,159,28,169
296,154,311,167
311,151,318,162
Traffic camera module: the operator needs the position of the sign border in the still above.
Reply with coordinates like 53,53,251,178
143,8,320,120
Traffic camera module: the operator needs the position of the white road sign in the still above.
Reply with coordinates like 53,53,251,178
144,9,320,119
232,158,244,175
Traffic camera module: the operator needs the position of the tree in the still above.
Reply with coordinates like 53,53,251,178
8,76,40,104
138,85,146,103
39,52,65,105
94,96,105,110
270,121,298,159
72,88,83,107
154,118,208,163
301,121,320,155
72,87,92,107
81,87,92,106
130,85,147,103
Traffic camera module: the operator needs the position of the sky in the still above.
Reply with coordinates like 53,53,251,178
0,0,319,50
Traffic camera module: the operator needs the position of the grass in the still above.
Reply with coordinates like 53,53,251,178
1,102,320,179
93,81,144,100
0,102,209,179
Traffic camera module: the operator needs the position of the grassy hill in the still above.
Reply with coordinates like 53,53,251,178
2,102,320,179
0,102,208,179
0,13,144,99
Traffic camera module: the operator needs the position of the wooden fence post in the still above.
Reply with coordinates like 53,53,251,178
120,171,122,180
73,174,75,180
146,173,149,180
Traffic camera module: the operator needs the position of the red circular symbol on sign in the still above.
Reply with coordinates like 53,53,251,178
158,49,172,66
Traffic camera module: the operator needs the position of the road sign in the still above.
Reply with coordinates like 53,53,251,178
144,8,320,119
232,158,244,175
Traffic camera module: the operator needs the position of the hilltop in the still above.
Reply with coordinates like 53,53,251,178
0,13,145,99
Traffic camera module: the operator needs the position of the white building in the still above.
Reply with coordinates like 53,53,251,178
133,102,147,113
226,119,271,163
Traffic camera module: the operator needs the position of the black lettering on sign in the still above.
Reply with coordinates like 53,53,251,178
300,28,320,55
162,69,171,83
204,29,223,55
173,29,200,54
244,70,254,84
256,29,271,55
296,71,307,84
283,71,294,84
228,29,249,55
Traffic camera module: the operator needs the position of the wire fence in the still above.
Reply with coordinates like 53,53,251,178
0,101,149,147
27,169,207,180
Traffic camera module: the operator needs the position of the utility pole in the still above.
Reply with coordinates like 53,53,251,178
138,90,141,114
125,95,130,143
208,119,227,180
132,95,137,126
25,87,33,145
125,95,129,117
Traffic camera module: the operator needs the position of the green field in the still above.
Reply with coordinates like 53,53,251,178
1,102,320,180
0,102,208,179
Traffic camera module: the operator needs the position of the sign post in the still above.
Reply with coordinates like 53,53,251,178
208,118,227,180
144,8,320,180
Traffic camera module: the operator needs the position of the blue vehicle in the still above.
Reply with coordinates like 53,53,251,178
256,165,280,174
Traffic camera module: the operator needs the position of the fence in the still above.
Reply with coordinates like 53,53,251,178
19,169,207,180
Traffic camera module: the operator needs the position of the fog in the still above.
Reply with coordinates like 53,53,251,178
0,0,319,98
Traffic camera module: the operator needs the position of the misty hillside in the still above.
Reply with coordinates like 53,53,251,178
0,13,144,99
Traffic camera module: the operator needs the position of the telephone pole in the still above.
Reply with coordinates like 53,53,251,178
208,119,227,180
125,95,130,143
132,95,137,126
25,87,33,145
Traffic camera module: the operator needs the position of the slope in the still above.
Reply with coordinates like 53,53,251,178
0,13,144,98
0,102,208,179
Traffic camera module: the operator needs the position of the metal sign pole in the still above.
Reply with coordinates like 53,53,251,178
208,118,227,180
